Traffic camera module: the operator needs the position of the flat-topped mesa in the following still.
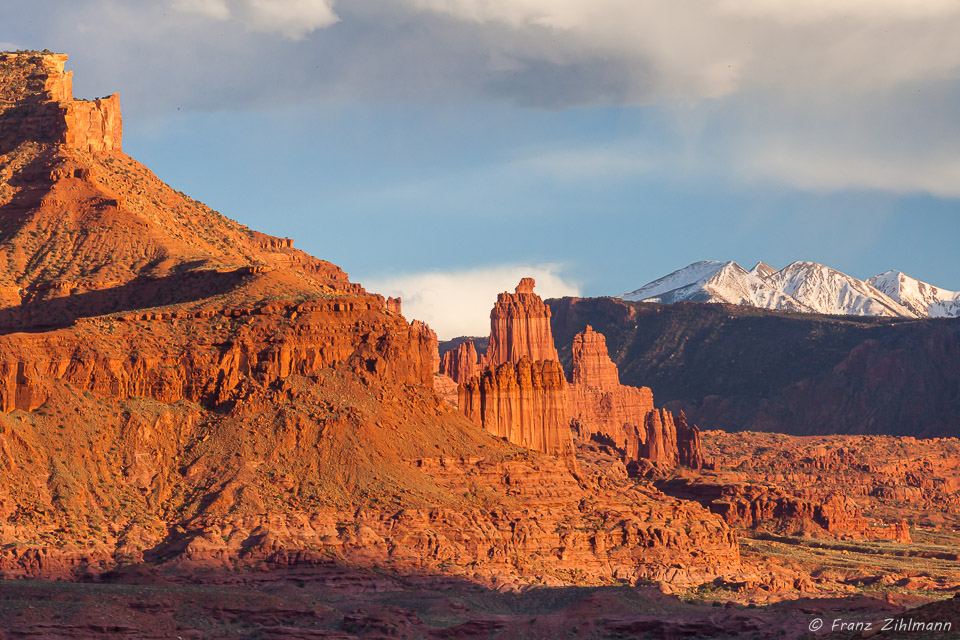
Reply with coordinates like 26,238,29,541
567,325,705,470
483,278,559,368
459,358,577,467
0,52,122,153
439,340,480,384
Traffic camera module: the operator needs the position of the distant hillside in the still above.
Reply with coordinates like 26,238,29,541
548,296,960,437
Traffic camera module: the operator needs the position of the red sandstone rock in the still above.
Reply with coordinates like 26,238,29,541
483,279,559,367
459,358,577,465
566,326,704,469
439,340,480,384
0,52,122,153
0,53,745,595
386,296,401,314
411,320,439,374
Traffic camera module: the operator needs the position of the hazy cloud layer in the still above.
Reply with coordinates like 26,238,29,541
171,0,338,39
2,0,958,198
362,264,580,340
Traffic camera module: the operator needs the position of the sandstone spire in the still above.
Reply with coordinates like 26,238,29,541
439,340,480,384
483,278,559,367
567,325,705,469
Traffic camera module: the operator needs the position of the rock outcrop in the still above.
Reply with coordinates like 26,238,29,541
411,319,439,375
0,52,746,594
484,278,559,367
566,326,705,469
0,52,121,153
459,358,575,462
439,339,480,384
455,280,578,466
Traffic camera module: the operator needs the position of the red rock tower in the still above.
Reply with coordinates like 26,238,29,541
484,278,559,367
457,279,576,468
567,325,705,469
439,340,480,384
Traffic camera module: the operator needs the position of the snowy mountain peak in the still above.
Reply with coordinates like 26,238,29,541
620,260,956,319
867,270,960,318
769,262,916,318
620,260,812,313
750,261,778,279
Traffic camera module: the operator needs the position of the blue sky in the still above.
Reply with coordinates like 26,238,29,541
3,0,959,337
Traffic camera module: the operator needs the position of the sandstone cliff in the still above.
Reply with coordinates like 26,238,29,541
439,339,480,383
0,52,739,590
459,358,575,461
567,325,705,469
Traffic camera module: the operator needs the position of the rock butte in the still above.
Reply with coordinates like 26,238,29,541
0,52,739,587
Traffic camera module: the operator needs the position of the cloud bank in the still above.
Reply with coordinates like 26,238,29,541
362,264,580,340
3,0,958,199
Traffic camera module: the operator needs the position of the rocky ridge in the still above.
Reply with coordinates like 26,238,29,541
0,51,739,588
620,259,960,319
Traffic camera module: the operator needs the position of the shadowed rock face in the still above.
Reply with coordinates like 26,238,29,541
549,295,960,437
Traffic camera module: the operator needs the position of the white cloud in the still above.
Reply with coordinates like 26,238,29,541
172,0,338,39
172,0,229,20
740,147,960,198
361,264,580,340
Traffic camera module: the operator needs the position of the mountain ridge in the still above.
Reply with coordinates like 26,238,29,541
620,259,956,318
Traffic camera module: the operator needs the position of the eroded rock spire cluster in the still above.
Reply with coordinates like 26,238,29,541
443,279,705,470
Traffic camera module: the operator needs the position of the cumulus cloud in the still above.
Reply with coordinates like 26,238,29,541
362,264,580,340
172,0,338,39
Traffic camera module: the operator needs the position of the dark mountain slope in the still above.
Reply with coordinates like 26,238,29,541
548,296,960,437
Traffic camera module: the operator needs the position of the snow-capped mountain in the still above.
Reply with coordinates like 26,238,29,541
868,271,960,318
620,261,813,312
765,261,915,318
749,261,778,279
620,260,958,319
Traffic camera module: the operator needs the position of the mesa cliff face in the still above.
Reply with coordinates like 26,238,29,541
0,52,122,153
0,52,739,588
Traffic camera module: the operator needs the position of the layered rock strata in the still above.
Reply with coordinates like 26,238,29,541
483,278,560,367
439,339,480,384
459,358,575,461
0,52,744,591
567,325,705,469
